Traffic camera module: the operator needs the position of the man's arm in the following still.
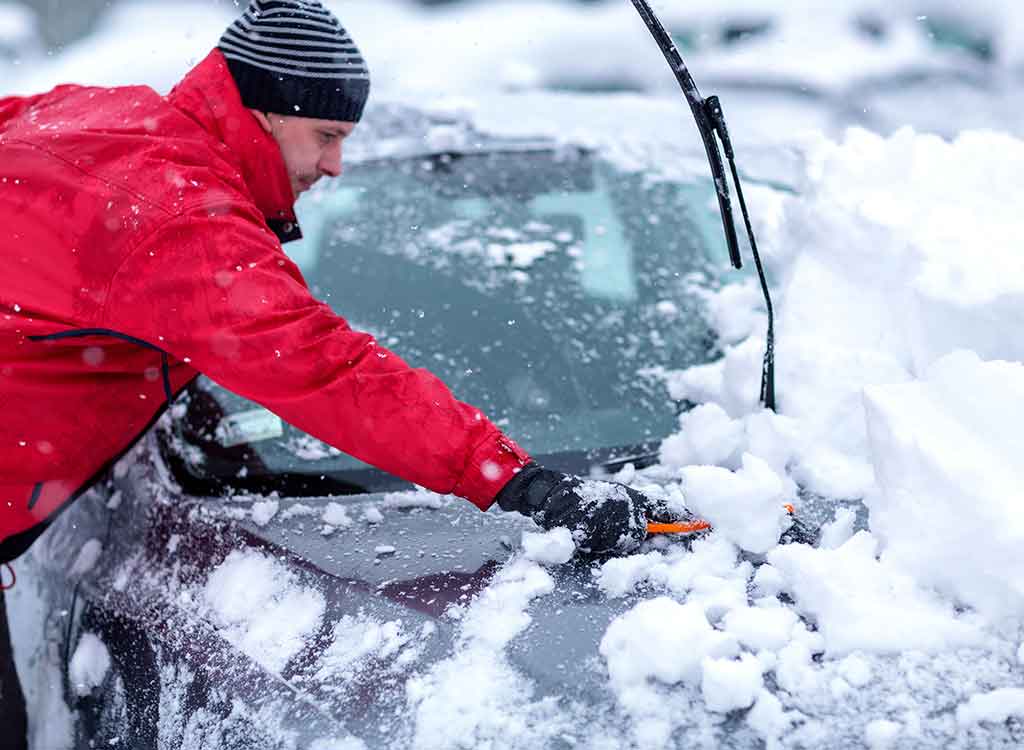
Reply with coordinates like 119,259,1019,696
104,203,530,508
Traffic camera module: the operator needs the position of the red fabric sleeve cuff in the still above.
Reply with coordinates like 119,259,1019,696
452,431,532,511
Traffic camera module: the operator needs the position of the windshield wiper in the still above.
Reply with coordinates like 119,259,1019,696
630,0,776,410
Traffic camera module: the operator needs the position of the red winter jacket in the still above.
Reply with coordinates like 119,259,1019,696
0,49,530,562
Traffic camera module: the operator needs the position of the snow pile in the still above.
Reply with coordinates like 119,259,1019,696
661,127,1024,590
201,550,325,674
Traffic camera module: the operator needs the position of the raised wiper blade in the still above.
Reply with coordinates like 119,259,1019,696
629,0,742,270
629,0,776,410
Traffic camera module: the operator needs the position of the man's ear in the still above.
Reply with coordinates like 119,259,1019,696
249,109,273,134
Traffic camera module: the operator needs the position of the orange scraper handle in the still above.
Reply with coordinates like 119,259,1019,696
647,504,796,535
646,519,712,534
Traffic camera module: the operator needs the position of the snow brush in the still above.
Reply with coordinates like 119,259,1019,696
629,0,776,411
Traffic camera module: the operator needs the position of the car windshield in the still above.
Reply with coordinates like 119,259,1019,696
172,147,733,492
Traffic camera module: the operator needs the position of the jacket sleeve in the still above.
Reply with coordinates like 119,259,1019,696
103,203,531,509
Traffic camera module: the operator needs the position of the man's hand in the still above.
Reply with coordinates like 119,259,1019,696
494,463,679,555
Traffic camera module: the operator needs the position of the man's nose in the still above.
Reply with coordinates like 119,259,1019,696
320,142,343,178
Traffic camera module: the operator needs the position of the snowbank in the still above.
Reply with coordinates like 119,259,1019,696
600,124,1024,733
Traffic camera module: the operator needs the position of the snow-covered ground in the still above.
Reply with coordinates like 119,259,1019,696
6,0,1024,748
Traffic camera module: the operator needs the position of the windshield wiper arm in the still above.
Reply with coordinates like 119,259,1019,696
629,0,776,410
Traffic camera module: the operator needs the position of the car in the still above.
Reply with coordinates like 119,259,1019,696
8,99,751,749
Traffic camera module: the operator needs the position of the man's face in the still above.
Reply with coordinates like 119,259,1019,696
254,112,356,199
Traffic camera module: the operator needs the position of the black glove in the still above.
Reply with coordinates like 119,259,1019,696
495,463,677,555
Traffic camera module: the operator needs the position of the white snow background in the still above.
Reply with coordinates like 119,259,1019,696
6,0,1024,748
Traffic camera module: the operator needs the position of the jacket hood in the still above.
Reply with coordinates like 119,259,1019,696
166,49,299,234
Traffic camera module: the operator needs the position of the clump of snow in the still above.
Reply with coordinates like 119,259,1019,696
521,527,575,565
486,240,557,268
701,653,763,713
250,499,279,527
68,632,111,697
749,564,782,597
321,502,353,528
106,489,123,510
659,402,745,469
698,278,767,346
663,127,1024,510
363,506,384,524
202,550,325,674
681,454,790,554
600,597,736,690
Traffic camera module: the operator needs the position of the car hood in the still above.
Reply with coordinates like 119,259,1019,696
24,430,694,749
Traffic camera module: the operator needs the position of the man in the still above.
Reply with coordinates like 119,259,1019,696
0,0,680,743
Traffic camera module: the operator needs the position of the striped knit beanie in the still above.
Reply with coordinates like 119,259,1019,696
219,0,370,122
